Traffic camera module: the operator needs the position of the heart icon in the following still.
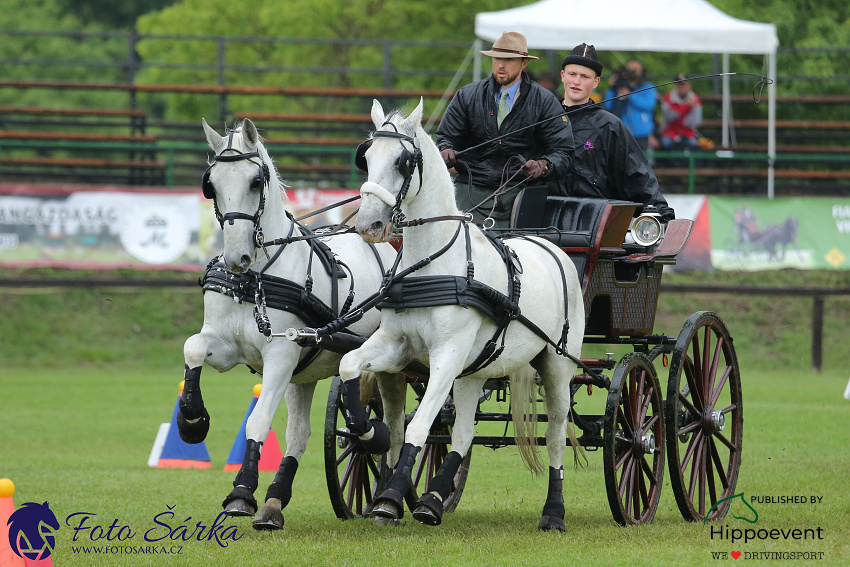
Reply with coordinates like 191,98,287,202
731,551,742,560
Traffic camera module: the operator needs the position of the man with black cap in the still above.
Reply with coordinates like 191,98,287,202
559,43,674,223
436,31,574,228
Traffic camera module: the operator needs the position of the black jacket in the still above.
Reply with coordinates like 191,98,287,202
436,72,574,193
559,100,674,222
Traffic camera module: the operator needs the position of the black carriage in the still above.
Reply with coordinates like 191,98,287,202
307,196,742,526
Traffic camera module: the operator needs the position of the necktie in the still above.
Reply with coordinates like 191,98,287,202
497,89,510,128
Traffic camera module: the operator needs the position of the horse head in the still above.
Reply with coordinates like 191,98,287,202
355,99,427,243
202,118,279,273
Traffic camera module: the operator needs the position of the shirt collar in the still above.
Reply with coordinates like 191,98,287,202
499,80,521,107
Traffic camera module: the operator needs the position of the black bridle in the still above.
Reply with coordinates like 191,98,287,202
202,130,271,250
367,118,423,225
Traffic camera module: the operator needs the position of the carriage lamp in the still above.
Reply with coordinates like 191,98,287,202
631,207,664,247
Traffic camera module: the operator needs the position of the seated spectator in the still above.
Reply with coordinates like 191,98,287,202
557,43,674,223
660,74,703,150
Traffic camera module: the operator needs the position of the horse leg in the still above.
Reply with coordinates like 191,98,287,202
338,331,407,455
533,350,577,533
177,333,215,444
375,372,408,469
223,350,297,518
371,351,467,521
253,381,317,531
412,377,484,526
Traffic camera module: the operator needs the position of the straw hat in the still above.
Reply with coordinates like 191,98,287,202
480,31,538,60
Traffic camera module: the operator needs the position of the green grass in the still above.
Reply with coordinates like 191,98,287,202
2,269,849,565
2,364,848,566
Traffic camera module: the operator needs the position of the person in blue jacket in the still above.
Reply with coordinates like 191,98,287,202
604,59,656,153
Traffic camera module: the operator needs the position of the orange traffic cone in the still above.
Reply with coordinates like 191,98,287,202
1,478,55,567
223,384,283,472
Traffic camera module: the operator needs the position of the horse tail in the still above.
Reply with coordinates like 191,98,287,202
359,371,378,407
567,412,588,470
509,365,545,476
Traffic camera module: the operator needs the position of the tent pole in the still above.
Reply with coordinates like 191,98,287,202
722,53,730,148
473,38,483,82
768,50,776,199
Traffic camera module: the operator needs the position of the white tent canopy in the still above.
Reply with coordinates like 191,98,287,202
474,0,779,196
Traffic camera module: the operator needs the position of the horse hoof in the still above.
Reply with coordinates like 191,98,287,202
373,516,400,527
538,515,566,532
412,506,441,526
412,493,444,526
371,500,402,520
252,506,284,531
224,499,257,517
176,408,210,444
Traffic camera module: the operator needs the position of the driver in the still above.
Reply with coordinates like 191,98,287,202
436,31,574,229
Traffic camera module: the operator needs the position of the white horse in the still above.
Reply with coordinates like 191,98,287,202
337,100,585,531
178,118,404,530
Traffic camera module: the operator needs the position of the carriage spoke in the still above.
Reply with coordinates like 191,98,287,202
719,403,738,416
638,385,653,423
705,438,718,506
340,450,356,488
335,440,356,466
615,445,632,471
619,455,635,500
642,412,659,432
637,456,650,514
632,458,643,519
707,336,723,399
714,430,738,452
709,437,730,490
683,356,704,411
702,327,713,402
634,368,645,421
688,433,704,502
640,454,657,487
678,420,701,437
678,392,700,422
681,429,703,474
710,365,732,406
618,407,635,438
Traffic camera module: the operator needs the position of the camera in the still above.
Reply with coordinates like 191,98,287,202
612,66,636,91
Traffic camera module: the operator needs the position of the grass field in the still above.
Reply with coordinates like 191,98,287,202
1,269,849,566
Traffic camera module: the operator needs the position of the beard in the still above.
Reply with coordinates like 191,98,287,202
495,70,521,86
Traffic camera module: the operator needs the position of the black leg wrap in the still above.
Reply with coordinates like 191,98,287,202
429,451,464,500
264,456,299,507
358,419,391,454
177,365,210,444
373,443,420,520
340,378,371,436
538,466,566,532
222,440,262,512
412,450,462,526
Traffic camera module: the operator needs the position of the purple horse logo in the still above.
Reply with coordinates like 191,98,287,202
7,501,60,560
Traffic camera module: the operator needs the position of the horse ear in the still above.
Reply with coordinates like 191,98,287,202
202,118,225,153
370,99,385,129
242,118,259,149
406,97,424,131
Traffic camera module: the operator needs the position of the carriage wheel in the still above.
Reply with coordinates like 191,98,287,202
603,353,665,526
665,311,743,522
408,382,471,514
324,376,388,520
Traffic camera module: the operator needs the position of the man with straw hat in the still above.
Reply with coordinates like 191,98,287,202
436,31,574,229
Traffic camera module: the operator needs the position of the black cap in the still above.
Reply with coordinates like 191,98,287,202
561,43,603,76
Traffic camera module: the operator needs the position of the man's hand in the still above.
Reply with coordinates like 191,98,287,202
440,147,457,168
520,159,549,181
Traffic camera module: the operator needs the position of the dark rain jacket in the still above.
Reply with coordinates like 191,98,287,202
558,100,674,222
436,72,574,218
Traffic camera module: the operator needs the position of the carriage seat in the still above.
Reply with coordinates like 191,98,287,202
512,194,626,248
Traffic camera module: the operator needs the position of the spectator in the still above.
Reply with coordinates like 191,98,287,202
660,73,703,150
436,31,574,228
558,43,674,223
604,58,656,153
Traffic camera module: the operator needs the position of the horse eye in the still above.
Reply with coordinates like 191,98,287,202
249,176,263,190
397,157,410,177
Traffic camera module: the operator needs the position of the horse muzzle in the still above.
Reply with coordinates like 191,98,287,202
356,219,393,243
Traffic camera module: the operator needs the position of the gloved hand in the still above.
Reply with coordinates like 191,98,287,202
521,159,549,182
440,147,457,168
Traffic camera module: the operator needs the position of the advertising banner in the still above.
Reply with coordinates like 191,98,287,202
0,184,360,271
709,196,850,271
